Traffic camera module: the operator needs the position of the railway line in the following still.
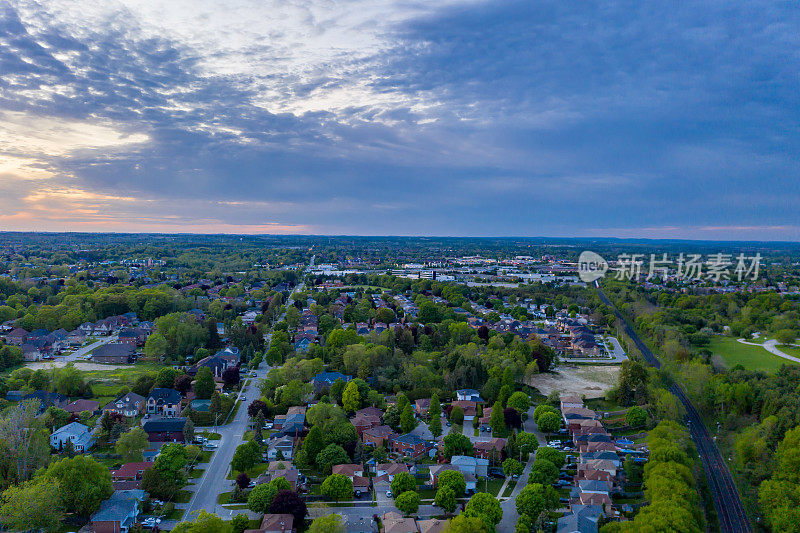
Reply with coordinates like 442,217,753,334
596,284,752,533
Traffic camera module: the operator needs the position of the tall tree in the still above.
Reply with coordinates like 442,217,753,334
342,381,361,414
0,478,63,532
44,456,113,517
115,427,149,463
194,367,216,399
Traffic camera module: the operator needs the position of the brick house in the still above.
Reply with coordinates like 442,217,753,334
142,417,186,442
391,433,430,459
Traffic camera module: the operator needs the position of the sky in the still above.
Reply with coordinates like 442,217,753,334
0,0,798,240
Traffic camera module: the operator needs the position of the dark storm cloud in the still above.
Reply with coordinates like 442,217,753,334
0,0,798,238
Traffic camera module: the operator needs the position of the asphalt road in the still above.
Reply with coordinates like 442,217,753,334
181,274,307,522
181,362,270,521
596,284,752,533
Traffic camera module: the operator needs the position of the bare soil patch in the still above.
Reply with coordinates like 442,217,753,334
25,361,134,371
525,364,620,399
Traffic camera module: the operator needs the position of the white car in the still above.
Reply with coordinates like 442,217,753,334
203,443,218,450
141,517,161,529
386,491,393,498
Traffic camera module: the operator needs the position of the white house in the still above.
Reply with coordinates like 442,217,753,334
451,455,489,478
50,422,94,452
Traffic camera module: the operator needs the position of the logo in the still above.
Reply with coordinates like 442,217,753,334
579,251,608,283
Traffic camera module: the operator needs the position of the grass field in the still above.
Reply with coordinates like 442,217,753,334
709,337,797,373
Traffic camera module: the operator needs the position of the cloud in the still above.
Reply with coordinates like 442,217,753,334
0,0,798,239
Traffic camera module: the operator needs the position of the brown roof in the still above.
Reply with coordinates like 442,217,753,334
364,425,395,438
245,513,295,533
332,464,362,477
357,406,384,418
418,519,448,533
65,399,100,413
377,463,409,475
111,462,152,479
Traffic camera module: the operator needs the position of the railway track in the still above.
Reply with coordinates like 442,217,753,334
597,285,752,533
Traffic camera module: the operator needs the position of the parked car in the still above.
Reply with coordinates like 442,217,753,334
204,443,218,450
386,491,393,498
141,517,161,530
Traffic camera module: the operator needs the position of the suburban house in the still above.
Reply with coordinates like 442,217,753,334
312,371,352,391
560,395,585,411
245,513,295,533
474,437,507,460
332,464,364,477
429,464,459,486
375,462,409,482
23,390,68,412
293,337,312,352
274,406,306,429
111,462,152,489
391,433,431,459
104,392,145,418
254,461,303,491
357,406,384,419
142,417,186,442
363,425,396,447
351,412,381,437
90,489,146,533
21,341,45,361
50,422,94,452
451,400,478,422
556,504,603,533
266,436,295,460
146,388,182,417
93,343,135,364
5,327,28,345
64,399,100,415
67,330,87,346
451,455,489,477
417,519,448,533
381,511,419,533
456,389,483,402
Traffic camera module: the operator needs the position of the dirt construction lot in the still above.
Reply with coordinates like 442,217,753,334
25,361,134,372
526,364,620,399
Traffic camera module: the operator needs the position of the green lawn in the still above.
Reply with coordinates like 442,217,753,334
164,508,185,520
228,462,269,479
482,478,504,496
708,337,797,373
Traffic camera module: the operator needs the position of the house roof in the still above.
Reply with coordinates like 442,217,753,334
417,519,448,533
65,399,100,413
332,464,362,477
93,343,135,359
377,463,409,475
91,490,146,523
147,388,182,404
557,505,602,533
253,514,294,533
111,462,152,479
105,392,145,410
312,371,351,385
143,417,187,432
394,433,426,446
364,425,395,438
53,421,91,438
